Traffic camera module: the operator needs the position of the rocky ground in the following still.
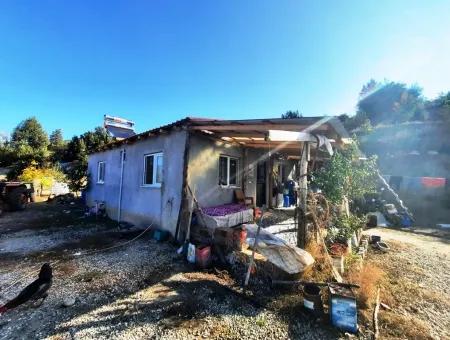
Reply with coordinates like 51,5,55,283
1,202,448,339
0,202,339,340
362,227,450,339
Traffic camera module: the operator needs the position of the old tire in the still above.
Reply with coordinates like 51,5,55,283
8,187,28,211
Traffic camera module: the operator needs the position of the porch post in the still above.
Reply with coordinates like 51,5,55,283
268,156,273,209
297,142,309,248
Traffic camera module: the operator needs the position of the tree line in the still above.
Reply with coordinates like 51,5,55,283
339,79,450,134
0,117,113,191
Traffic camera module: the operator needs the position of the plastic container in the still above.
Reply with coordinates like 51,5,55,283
329,283,358,333
303,284,324,316
283,195,290,207
232,226,247,250
195,246,211,268
153,229,170,242
187,243,196,263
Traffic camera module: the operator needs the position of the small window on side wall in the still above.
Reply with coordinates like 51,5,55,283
219,155,239,187
143,152,163,187
97,161,105,184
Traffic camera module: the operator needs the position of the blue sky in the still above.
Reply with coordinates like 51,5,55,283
1,1,449,139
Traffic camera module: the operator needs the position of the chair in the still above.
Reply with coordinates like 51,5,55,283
234,189,254,208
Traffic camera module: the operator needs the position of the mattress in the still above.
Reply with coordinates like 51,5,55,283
200,204,253,230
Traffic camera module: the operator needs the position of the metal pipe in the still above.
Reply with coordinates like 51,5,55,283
117,149,125,225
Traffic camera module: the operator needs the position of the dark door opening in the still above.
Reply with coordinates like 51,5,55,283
256,161,266,207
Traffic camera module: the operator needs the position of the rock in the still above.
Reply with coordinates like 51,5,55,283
62,297,76,307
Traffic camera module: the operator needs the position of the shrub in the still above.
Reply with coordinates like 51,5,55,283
313,141,378,204
18,163,66,190
327,213,366,244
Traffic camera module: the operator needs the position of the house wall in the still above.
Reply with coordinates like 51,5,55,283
187,134,272,208
86,130,187,235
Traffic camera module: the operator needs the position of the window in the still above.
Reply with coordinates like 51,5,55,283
97,161,105,184
219,155,239,187
143,152,163,187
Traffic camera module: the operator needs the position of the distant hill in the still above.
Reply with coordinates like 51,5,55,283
360,121,450,177
359,121,449,227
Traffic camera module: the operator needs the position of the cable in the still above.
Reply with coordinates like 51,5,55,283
0,223,153,298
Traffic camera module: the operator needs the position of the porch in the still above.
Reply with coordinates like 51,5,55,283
178,116,349,246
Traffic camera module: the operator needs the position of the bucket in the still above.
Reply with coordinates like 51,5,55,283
303,284,324,316
329,284,357,333
232,227,247,250
195,246,211,269
153,229,170,242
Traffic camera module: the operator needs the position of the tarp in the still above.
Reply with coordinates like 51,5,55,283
245,223,314,275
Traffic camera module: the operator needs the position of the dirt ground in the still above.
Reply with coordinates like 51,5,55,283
0,202,340,340
2,202,448,339
362,227,450,339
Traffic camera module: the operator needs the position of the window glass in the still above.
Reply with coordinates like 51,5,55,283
144,155,154,185
219,156,228,185
156,154,163,183
219,155,239,186
97,162,105,183
229,158,238,185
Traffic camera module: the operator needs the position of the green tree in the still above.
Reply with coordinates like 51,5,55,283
0,134,15,167
66,158,88,193
281,110,302,119
65,136,87,162
313,141,378,204
49,129,67,163
427,91,450,122
49,129,64,149
357,81,427,124
11,117,48,150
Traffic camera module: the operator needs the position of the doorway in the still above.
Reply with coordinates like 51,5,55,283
256,161,266,206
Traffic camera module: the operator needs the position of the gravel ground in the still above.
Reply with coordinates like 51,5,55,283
363,227,450,339
0,203,341,340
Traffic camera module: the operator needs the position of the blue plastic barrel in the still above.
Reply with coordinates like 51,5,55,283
283,195,290,207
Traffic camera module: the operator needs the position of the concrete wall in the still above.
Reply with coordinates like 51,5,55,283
187,134,265,208
86,130,187,235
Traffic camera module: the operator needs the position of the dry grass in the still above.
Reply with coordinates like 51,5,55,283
379,312,432,339
302,241,334,282
347,262,385,308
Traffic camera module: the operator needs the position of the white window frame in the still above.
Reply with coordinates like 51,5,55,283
219,155,240,188
142,152,163,188
97,161,105,184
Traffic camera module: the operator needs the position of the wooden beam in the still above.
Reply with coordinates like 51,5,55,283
211,131,267,138
190,124,329,132
297,142,309,248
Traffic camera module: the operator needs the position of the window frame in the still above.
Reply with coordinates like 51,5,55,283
142,152,163,188
97,161,105,184
219,155,240,188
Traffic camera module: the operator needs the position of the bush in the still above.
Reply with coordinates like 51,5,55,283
327,214,366,244
18,163,66,190
65,159,88,193
313,141,378,204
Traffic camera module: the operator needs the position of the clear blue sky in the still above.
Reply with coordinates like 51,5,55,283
1,0,449,139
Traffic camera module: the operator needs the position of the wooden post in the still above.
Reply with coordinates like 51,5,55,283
268,156,273,209
297,142,309,248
